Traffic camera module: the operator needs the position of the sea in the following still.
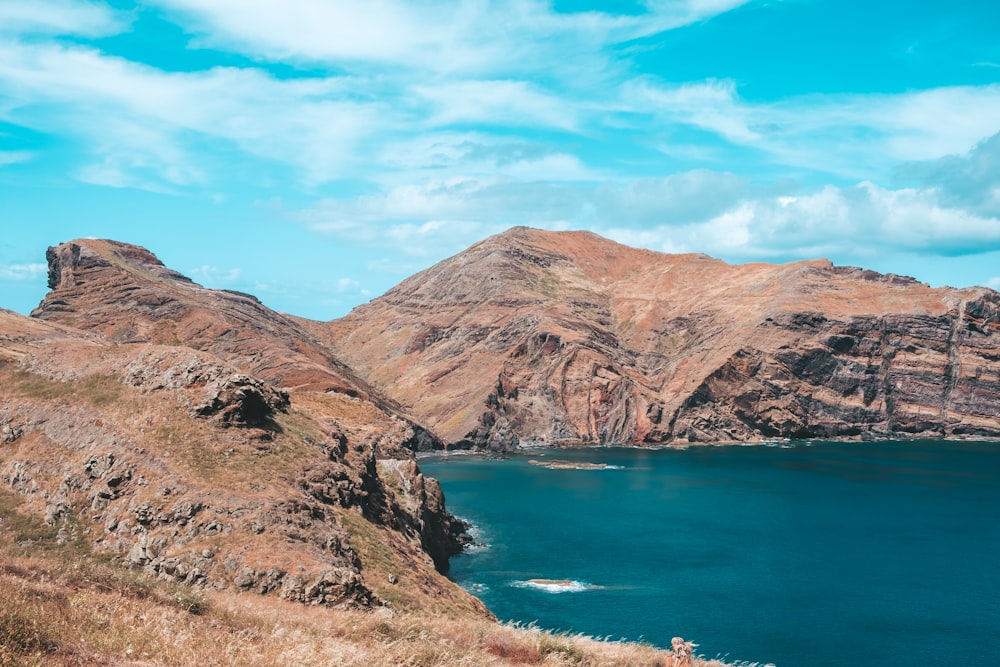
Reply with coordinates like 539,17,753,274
420,440,1000,667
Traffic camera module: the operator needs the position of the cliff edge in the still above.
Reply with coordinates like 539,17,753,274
2,240,482,618
325,227,1000,447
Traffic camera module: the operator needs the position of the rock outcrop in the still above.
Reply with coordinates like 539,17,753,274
1,238,484,618
6,227,999,614
326,227,1000,447
33,239,438,450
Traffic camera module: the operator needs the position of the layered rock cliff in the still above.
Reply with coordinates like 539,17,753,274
326,227,1000,447
1,239,484,618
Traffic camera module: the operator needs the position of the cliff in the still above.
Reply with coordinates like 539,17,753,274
325,227,1000,447
2,239,483,618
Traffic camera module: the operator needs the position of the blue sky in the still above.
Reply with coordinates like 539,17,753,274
1,0,999,319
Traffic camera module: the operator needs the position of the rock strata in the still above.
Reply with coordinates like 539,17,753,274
1,238,484,617
327,227,1000,447
33,239,439,450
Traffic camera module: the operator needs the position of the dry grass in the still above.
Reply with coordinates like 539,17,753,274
0,357,747,666
2,367,123,408
0,490,738,667
0,362,312,490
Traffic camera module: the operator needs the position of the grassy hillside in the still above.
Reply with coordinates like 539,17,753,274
1,487,741,666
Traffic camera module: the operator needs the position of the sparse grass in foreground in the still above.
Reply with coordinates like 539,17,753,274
0,489,740,666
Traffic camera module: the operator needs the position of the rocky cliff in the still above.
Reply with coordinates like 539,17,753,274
6,228,1000,608
326,227,1000,447
1,239,485,618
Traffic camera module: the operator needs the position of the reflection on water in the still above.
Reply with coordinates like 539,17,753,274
422,440,1000,667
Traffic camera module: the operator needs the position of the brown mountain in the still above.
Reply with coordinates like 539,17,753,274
3,239,483,619
325,226,1000,447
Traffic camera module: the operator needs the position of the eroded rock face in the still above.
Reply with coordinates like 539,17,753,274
0,365,364,606
0,238,479,616
33,239,442,451
327,227,1000,447
192,374,289,428
36,240,409,420
0,334,474,611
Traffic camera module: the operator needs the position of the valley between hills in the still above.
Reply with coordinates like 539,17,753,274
3,226,999,665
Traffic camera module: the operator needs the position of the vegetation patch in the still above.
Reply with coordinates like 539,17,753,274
0,607,59,663
1,368,123,408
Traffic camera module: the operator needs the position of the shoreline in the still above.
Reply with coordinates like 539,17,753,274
416,434,1000,460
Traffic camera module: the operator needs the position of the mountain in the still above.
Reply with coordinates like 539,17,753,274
3,239,481,618
0,235,772,665
8,229,986,664
325,226,1000,447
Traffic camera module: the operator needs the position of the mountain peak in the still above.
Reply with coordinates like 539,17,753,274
43,238,192,292
328,228,1000,447
33,238,416,403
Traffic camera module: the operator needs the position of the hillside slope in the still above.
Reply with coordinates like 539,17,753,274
326,227,1000,447
0,236,753,665
2,239,480,616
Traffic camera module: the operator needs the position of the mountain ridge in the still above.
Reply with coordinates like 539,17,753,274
2,228,995,664
326,226,1000,447
4,238,483,619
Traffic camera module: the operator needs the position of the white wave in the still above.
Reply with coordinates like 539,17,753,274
463,582,490,595
463,541,491,554
510,579,599,593
527,459,626,470
459,519,490,553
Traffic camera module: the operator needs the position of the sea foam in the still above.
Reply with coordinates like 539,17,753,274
511,579,598,593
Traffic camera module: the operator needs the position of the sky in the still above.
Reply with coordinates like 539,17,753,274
1,0,999,320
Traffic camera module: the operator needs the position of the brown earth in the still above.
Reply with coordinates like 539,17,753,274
323,226,1000,447
5,228,981,664
1,238,481,619
14,231,1000,596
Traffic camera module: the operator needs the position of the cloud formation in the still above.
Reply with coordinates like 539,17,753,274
150,0,752,75
0,0,124,37
1,0,999,318
304,166,1000,267
0,263,47,281
899,131,1000,218
0,39,386,188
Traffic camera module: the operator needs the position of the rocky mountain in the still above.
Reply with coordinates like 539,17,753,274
34,240,433,437
5,228,1000,614
326,226,1000,447
2,239,484,618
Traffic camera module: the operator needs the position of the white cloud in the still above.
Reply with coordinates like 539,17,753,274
603,181,1000,261
414,80,580,132
625,78,759,144
304,178,583,241
149,0,751,77
2,0,996,199
305,169,746,236
625,80,1000,179
0,263,47,281
189,265,242,283
335,277,360,293
301,162,1000,264
376,133,601,186
0,0,126,37
152,0,497,72
898,131,1000,217
0,150,32,167
0,40,384,186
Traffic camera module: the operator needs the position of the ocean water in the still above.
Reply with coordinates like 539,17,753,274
420,441,1000,666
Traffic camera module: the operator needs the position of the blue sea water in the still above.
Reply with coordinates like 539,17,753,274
420,440,1000,666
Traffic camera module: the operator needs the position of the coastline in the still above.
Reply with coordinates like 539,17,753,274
417,433,1000,461
422,438,1000,666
